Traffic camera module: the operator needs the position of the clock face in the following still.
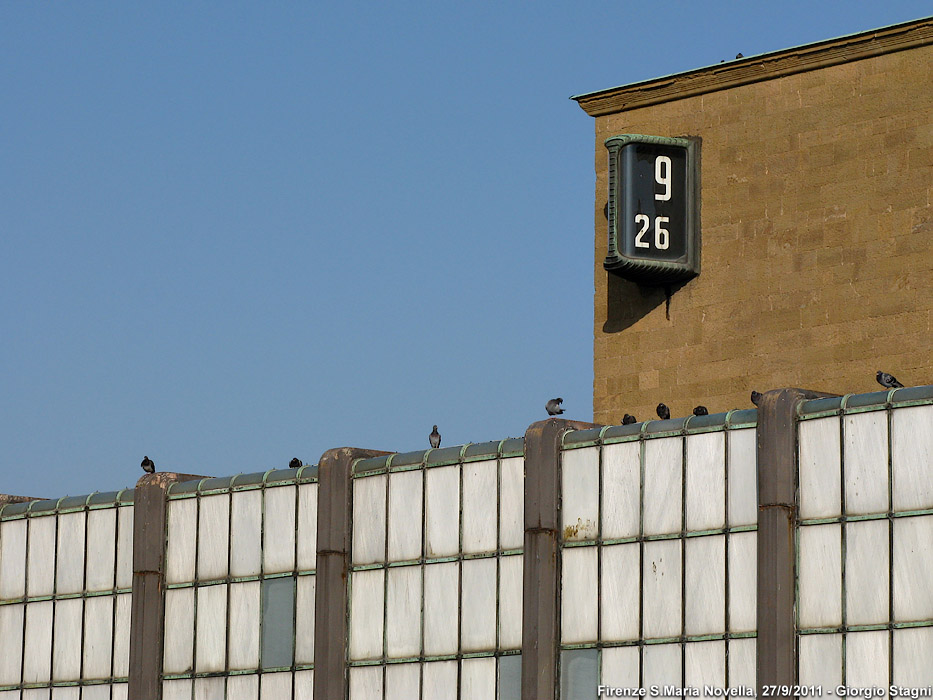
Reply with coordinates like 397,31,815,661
604,135,699,284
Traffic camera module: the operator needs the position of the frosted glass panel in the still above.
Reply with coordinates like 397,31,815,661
894,515,933,621
23,600,53,682
113,684,129,700
602,442,641,539
846,520,889,625
461,657,496,700
643,539,682,639
295,670,315,700
728,429,757,527
424,561,459,655
845,412,889,514
85,508,116,591
0,520,27,598
893,627,933,685
260,672,293,699
230,490,262,577
50,690,79,700
561,546,598,644
79,687,107,700
264,485,297,573
728,531,757,633
461,558,497,651
163,588,195,673
350,666,383,700
163,679,193,700
229,581,261,669
463,460,498,553
846,631,889,690
643,437,683,536
499,554,523,650
261,577,296,669
560,649,598,700
166,499,197,583
684,640,725,689
729,638,756,689
798,524,842,628
22,692,51,700
352,475,386,565
601,646,639,687
349,569,385,661
425,466,460,558
117,506,134,589
562,447,600,542
197,495,230,580
114,593,131,677
686,433,725,531
0,603,23,684
386,662,420,700
388,470,423,562
642,643,681,689
386,565,421,658
498,655,522,700
27,516,57,597
296,483,318,571
194,677,225,700
500,458,524,550
56,512,86,595
52,598,82,681
600,543,639,642
195,584,228,672
798,634,842,688
892,405,933,511
227,675,259,700
82,595,113,679
798,417,841,518
685,536,725,635
423,661,457,700
295,575,316,664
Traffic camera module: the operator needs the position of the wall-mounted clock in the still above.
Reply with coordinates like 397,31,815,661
604,134,700,285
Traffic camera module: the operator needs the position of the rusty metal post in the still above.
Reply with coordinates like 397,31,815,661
313,447,391,700
756,389,836,693
522,418,599,700
128,472,209,700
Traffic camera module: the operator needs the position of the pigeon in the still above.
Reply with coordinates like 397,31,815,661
876,371,904,389
140,456,155,474
546,398,565,416
429,425,441,449
736,52,744,59
656,403,671,420
750,390,762,406
693,405,709,416
289,458,303,469
622,413,637,425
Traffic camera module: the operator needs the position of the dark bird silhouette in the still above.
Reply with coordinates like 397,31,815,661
289,458,303,469
622,413,637,425
750,391,762,406
140,456,155,474
736,52,744,59
656,403,671,420
546,398,565,416
693,405,709,416
429,425,441,449
876,371,904,389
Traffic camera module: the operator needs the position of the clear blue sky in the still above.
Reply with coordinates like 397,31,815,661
2,3,930,498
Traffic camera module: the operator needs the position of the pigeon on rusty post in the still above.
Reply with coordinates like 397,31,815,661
289,458,302,469
693,405,709,416
876,371,904,389
546,398,565,416
622,413,636,425
750,391,762,406
429,425,441,449
141,456,155,474
656,403,671,420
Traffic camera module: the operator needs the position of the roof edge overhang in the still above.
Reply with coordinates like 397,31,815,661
572,16,933,117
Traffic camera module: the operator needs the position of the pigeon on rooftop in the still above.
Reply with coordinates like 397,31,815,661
289,458,303,469
750,391,762,406
546,398,565,416
141,456,155,474
429,425,441,449
693,405,709,416
736,52,744,59
622,413,637,425
876,371,904,389
656,403,671,420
